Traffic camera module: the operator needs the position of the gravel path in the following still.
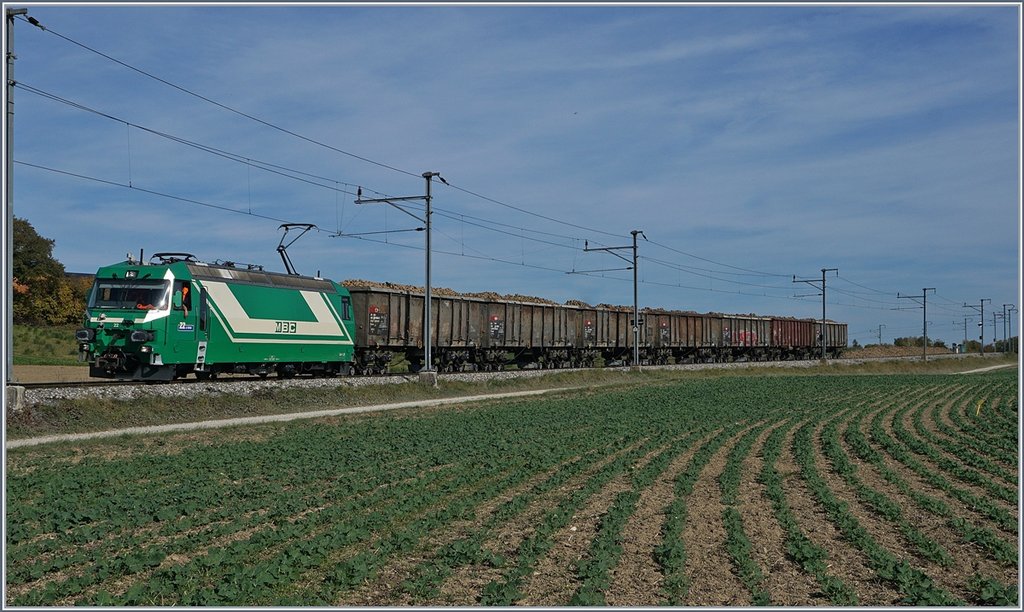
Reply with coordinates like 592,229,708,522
955,363,1017,375
6,386,580,450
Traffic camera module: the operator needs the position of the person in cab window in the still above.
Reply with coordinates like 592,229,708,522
132,290,155,310
181,285,191,316
174,281,193,317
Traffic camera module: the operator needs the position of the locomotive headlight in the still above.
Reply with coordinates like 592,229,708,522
79,343,90,352
75,328,95,342
130,330,155,343
140,345,153,354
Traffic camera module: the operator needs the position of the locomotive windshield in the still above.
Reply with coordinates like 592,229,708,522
88,279,170,310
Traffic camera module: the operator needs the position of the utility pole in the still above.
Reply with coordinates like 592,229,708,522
4,7,27,385
963,317,971,353
992,311,1000,352
582,230,646,367
898,288,934,361
1007,305,1018,353
793,267,837,360
355,171,446,380
876,323,886,346
1000,303,1014,351
964,299,990,355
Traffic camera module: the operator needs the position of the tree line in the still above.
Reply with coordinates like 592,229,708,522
893,336,1017,354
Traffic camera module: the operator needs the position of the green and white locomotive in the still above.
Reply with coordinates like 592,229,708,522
77,253,356,380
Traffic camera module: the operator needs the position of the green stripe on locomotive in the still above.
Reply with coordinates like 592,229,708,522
80,259,355,380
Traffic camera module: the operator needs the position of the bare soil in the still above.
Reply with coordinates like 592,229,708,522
777,421,903,605
11,365,91,383
736,423,822,606
603,432,715,605
837,406,1018,595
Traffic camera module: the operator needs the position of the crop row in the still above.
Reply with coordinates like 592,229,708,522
5,371,1017,605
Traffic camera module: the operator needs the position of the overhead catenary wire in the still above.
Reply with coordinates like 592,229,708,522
15,19,960,319
13,159,594,279
15,82,374,198
24,79,756,274
18,16,420,181
645,238,792,278
16,42,858,298
640,256,797,292
15,160,295,226
16,81,600,252
18,81,613,270
18,16,625,240
18,158,925,316
832,275,894,296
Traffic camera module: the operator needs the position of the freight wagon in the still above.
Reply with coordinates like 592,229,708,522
345,285,847,373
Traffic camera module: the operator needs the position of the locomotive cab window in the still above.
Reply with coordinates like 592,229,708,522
173,280,193,314
341,296,351,320
88,279,170,310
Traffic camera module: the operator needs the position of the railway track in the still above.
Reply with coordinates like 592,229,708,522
17,376,271,391
14,352,980,390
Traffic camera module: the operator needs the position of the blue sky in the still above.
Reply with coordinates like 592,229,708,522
6,2,1021,347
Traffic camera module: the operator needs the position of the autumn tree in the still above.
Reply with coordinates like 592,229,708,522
12,217,84,325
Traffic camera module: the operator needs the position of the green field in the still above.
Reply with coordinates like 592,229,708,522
4,366,1018,606
11,325,84,366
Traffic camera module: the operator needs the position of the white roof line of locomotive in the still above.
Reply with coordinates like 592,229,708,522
109,258,326,282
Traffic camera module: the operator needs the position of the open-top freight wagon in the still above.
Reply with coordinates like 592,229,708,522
78,254,846,380
345,284,846,373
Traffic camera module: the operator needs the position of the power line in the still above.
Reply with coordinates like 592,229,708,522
15,160,296,226
18,80,608,252
16,22,944,312
645,238,791,278
15,81,381,198
19,15,626,240
829,285,899,307
20,154,931,322
832,275,893,296
431,210,582,251
438,181,622,239
18,157,940,326
19,15,420,181
15,159,595,279
641,255,796,292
